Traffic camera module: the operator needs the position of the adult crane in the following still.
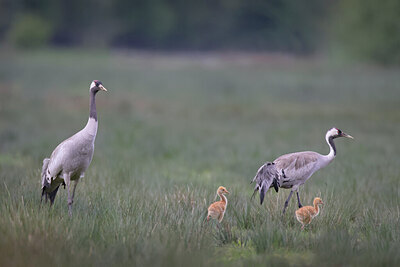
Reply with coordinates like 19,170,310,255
251,128,353,214
41,80,107,215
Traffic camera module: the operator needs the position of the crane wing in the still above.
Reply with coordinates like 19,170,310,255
251,162,279,205
274,152,319,185
46,136,77,178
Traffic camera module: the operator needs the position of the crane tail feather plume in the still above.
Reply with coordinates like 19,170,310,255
260,181,267,204
48,185,60,205
273,178,279,193
251,162,278,205
41,158,50,203
41,159,50,185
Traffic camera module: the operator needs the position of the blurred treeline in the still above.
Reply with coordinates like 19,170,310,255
1,0,399,64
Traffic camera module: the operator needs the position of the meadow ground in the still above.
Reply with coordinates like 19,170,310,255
0,49,399,266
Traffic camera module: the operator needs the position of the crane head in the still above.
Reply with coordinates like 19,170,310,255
327,128,354,140
313,197,324,206
217,186,230,195
90,80,108,93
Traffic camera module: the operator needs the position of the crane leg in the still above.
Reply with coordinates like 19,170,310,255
71,179,79,205
283,191,294,214
64,173,72,216
296,191,303,208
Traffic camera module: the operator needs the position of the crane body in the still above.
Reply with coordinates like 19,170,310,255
41,80,107,215
252,128,353,213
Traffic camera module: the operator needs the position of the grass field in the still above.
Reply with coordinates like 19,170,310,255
0,49,399,266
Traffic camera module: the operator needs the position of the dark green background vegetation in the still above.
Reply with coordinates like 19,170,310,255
1,0,400,64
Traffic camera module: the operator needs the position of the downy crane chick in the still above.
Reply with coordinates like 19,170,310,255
207,186,230,223
295,197,324,229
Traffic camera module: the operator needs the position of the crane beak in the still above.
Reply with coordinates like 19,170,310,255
342,132,354,139
99,84,108,92
225,190,230,195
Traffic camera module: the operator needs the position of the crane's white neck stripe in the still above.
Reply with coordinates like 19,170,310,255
322,133,336,166
328,136,336,156
90,81,96,90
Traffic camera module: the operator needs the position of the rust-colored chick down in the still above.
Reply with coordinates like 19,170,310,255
295,197,324,229
207,186,230,223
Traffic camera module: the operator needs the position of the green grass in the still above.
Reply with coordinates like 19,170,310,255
0,49,399,266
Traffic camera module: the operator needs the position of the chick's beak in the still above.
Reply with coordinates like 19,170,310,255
225,190,230,195
99,84,108,92
342,132,354,139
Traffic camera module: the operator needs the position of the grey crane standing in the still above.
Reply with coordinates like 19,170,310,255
251,128,353,214
41,80,107,215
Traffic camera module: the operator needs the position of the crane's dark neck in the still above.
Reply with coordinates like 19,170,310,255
89,90,98,121
328,136,336,156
